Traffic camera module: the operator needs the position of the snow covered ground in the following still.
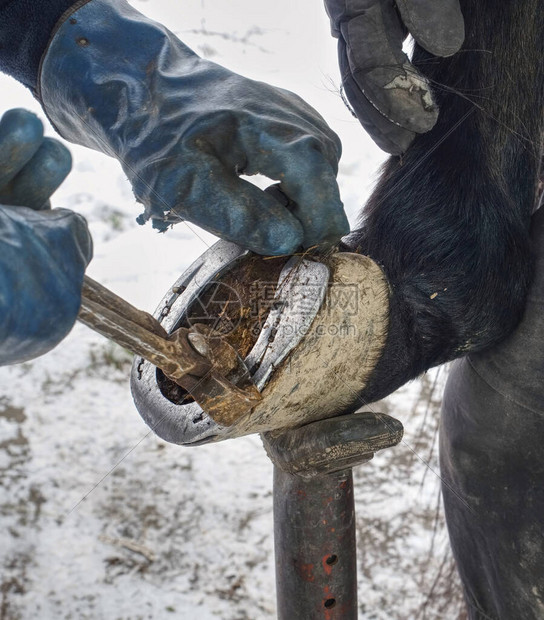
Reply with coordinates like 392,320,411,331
0,1,466,618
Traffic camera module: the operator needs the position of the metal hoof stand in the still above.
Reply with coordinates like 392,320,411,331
274,467,358,619
264,412,403,619
126,240,405,617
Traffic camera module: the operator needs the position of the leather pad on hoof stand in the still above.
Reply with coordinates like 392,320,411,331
262,411,404,478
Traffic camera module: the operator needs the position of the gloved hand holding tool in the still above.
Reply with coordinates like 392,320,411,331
0,107,261,420
0,105,262,418
37,0,349,255
0,108,92,365
324,0,465,154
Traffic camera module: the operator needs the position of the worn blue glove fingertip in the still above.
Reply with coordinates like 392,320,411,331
0,108,43,145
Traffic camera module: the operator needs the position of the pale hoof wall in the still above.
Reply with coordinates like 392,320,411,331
131,241,391,444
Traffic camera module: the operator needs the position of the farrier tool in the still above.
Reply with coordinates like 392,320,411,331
78,275,261,425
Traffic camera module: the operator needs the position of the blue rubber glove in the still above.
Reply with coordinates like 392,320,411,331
0,109,92,365
38,0,349,256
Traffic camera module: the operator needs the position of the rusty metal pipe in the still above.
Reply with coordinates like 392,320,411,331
273,466,358,619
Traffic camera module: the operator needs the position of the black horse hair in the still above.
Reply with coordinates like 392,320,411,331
347,0,544,404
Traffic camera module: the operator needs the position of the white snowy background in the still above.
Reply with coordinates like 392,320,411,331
0,1,467,618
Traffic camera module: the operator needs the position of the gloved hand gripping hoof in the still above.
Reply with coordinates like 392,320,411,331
38,0,349,255
131,241,391,444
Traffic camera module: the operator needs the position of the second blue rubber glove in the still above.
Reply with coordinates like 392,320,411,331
38,0,349,255
0,109,92,365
